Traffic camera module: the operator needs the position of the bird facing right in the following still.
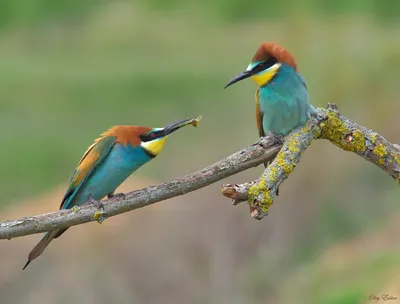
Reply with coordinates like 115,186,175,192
22,116,201,270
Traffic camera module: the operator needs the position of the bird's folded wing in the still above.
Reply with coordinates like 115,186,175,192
255,88,266,138
60,136,116,209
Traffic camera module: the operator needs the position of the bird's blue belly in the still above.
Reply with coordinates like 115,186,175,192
71,144,152,206
260,92,314,135
258,67,315,136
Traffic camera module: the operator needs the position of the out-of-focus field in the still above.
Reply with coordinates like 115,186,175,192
0,1,399,303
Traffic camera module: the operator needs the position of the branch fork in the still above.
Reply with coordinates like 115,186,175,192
221,103,400,220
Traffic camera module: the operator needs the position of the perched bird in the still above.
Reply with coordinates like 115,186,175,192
224,42,315,194
23,116,201,270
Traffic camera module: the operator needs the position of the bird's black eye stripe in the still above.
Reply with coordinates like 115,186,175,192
139,133,153,142
252,57,278,73
140,130,164,142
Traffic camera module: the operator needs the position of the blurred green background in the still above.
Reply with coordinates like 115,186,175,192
0,1,399,303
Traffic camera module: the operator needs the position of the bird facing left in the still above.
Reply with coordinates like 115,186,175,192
224,42,315,195
22,116,202,270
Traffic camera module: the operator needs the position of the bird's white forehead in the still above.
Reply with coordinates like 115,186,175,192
246,62,258,71
246,62,281,74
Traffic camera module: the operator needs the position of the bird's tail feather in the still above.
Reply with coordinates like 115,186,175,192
22,229,61,270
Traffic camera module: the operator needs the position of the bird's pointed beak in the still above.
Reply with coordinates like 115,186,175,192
224,71,252,89
162,116,202,136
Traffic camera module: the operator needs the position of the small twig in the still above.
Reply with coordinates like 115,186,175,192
221,103,400,220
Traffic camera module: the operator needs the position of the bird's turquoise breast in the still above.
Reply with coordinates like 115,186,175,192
258,64,314,136
72,144,152,206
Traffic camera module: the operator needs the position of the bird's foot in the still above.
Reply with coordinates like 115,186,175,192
253,134,283,148
87,196,104,209
87,196,107,224
107,192,126,200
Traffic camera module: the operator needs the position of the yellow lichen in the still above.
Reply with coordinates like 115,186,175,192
313,126,322,139
373,144,387,165
319,111,366,152
319,111,347,145
373,144,386,157
351,130,367,152
275,150,296,175
266,165,278,181
248,177,272,213
72,206,79,212
93,211,105,223
371,133,377,144
392,152,400,166
301,121,312,133
287,136,300,153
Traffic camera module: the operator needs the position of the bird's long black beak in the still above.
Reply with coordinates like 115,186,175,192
224,71,252,89
162,116,201,136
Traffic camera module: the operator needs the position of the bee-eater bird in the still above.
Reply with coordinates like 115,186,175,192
224,42,315,194
23,116,201,270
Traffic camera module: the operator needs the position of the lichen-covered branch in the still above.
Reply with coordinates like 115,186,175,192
0,134,282,240
221,103,400,220
1,103,398,238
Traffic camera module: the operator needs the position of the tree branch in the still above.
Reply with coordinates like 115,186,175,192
0,134,282,240
221,103,400,220
1,104,398,239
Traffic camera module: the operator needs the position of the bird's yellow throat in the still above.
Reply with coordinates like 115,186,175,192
251,63,280,87
141,137,167,156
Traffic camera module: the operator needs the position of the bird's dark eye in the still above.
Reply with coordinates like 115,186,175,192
252,62,267,73
151,133,156,138
256,63,265,69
